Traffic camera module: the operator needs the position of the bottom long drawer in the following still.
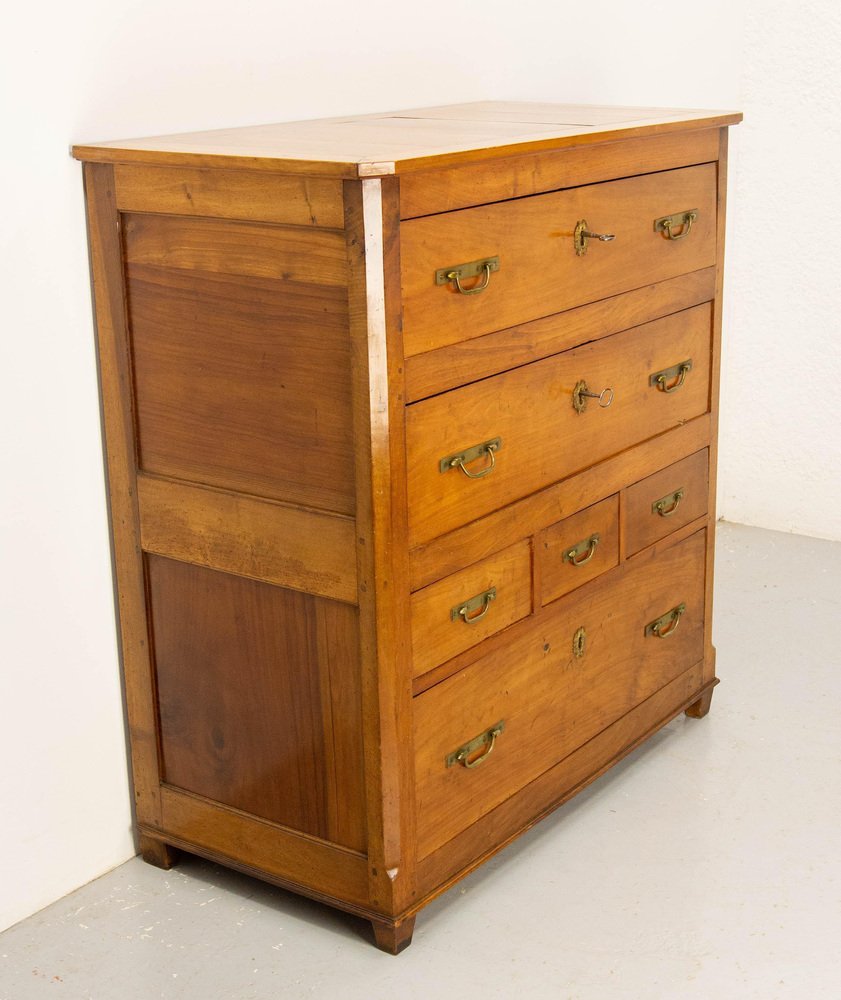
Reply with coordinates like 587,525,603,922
413,529,706,860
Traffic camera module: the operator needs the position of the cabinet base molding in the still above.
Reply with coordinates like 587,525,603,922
137,671,718,952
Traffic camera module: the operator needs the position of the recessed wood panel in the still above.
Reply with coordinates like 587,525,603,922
148,557,366,852
124,214,354,512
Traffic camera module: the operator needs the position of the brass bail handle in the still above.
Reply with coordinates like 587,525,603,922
446,720,506,770
452,587,497,625
653,488,685,518
453,442,496,479
448,262,493,296
564,533,600,567
573,380,615,414
650,359,693,395
435,256,500,296
656,365,690,394
440,438,502,480
654,209,698,241
645,603,687,639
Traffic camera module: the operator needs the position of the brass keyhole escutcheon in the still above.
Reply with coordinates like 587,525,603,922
573,626,587,658
574,219,616,256
573,380,614,414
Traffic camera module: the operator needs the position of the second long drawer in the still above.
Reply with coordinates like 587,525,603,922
413,528,707,860
407,302,711,545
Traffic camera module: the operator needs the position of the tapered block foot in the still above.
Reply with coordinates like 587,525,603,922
139,834,179,870
371,915,416,954
685,686,715,719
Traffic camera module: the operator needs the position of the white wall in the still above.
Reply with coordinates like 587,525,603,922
720,2,841,540
1,0,836,932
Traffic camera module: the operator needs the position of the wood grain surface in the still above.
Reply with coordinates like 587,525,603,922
538,495,620,606
406,303,712,545
410,540,532,678
623,449,709,557
124,214,354,513
401,163,717,356
137,474,358,603
115,164,344,228
72,100,741,177
413,529,706,859
148,556,366,852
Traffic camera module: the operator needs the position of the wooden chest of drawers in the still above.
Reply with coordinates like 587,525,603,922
74,101,741,953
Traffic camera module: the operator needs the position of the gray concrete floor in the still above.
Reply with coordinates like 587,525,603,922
2,522,839,999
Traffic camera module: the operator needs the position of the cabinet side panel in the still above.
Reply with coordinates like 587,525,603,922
82,163,163,827
703,128,730,685
148,556,366,852
123,214,355,514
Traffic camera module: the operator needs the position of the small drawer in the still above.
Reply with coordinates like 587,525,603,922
400,163,717,357
624,450,709,556
539,495,619,606
410,540,532,679
413,529,706,859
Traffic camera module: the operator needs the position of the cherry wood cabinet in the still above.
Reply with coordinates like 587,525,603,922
74,101,740,953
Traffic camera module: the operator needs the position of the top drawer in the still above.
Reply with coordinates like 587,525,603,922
400,163,717,357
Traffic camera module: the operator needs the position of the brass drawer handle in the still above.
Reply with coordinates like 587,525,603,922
439,438,501,479
564,533,600,567
645,602,686,639
573,380,614,414
446,720,505,769
434,256,500,296
654,209,698,241
650,359,692,394
653,488,685,517
451,587,497,625
574,219,616,256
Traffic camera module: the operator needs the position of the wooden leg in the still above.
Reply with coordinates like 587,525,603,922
138,834,179,870
685,687,715,719
371,915,416,954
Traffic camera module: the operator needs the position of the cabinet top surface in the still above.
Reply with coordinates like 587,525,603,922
72,100,741,178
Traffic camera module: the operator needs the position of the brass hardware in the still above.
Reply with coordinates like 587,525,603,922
650,359,692,394
451,587,497,625
573,380,615,414
574,219,616,256
653,488,685,518
439,438,501,479
572,626,587,658
654,209,698,241
435,256,500,295
564,533,600,567
645,602,686,639
446,720,505,769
